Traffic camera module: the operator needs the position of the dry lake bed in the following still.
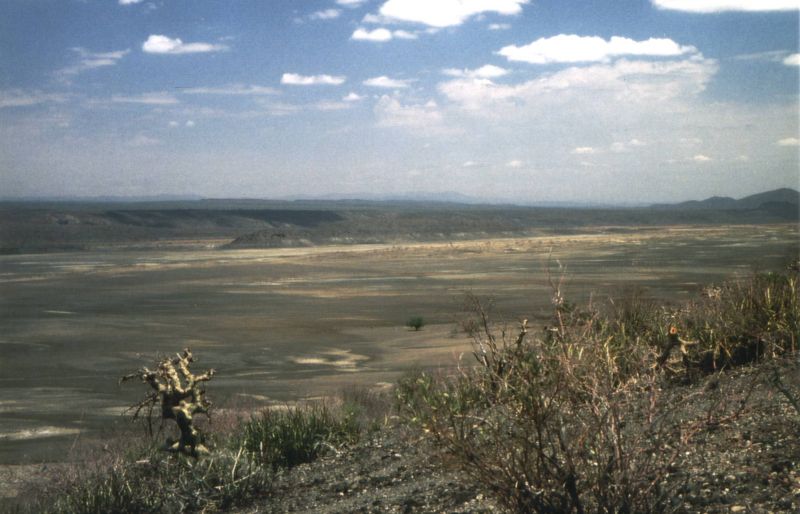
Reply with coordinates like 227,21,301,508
1,223,797,465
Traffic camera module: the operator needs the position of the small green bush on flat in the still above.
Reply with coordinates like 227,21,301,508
406,316,425,331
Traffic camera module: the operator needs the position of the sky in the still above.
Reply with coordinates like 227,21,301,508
0,0,798,204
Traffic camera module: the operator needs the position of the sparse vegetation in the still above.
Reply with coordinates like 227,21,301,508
6,357,366,514
397,266,800,513
238,404,361,471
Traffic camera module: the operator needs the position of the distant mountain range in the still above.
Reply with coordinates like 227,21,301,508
652,188,799,212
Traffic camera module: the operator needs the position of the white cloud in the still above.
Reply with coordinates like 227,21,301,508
499,34,697,64
0,90,66,109
168,120,179,127
506,159,523,168
572,147,596,154
343,92,364,101
462,160,478,167
377,0,529,28
310,8,342,20
185,120,195,127
57,48,129,78
734,50,791,63
443,64,509,78
351,27,418,41
337,0,368,6
784,53,800,66
777,137,800,146
119,0,144,4
363,75,412,88
488,23,511,30
142,35,227,54
693,154,712,162
110,92,179,105
651,0,799,13
179,84,279,95
281,73,346,86
439,58,717,113
374,95,444,129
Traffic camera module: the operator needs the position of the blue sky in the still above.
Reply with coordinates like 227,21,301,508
0,0,798,203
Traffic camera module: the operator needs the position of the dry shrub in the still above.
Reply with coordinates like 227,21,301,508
397,266,799,513
399,300,692,513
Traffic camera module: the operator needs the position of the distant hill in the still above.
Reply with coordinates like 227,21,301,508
652,188,799,215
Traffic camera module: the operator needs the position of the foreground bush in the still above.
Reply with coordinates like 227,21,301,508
397,267,799,513
238,404,361,471
17,443,271,514
13,403,362,513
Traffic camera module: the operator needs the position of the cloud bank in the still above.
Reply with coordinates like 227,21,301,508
499,35,697,64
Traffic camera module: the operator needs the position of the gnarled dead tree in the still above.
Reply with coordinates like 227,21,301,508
121,348,215,457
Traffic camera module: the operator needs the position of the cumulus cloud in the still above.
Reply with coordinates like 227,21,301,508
572,147,596,154
784,53,800,66
499,34,697,64
363,76,412,88
651,0,798,12
693,154,712,162
343,92,364,101
179,84,278,95
281,73,346,85
142,35,227,54
443,64,509,78
119,0,144,4
351,27,418,41
337,0,368,6
377,0,529,28
488,23,511,30
777,137,800,146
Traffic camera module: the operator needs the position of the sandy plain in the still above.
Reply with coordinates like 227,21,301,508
0,223,797,466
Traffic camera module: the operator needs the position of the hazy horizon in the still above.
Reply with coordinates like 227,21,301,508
1,1,798,204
